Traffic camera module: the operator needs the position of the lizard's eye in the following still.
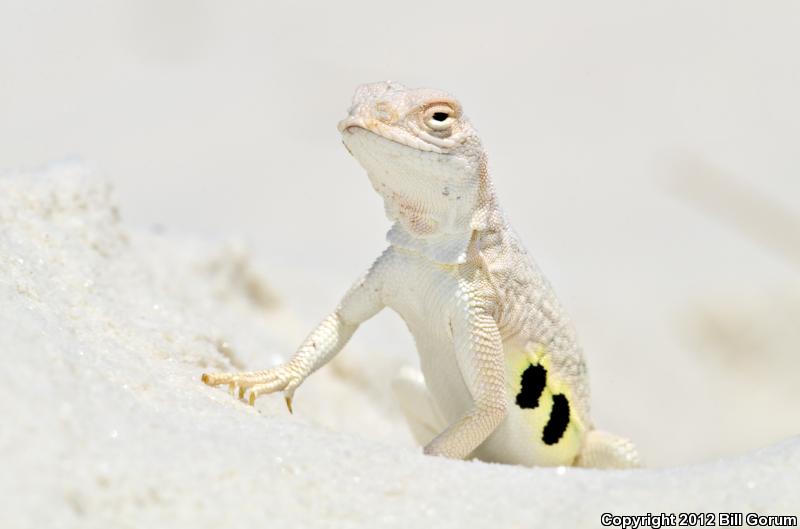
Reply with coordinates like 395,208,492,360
423,104,457,132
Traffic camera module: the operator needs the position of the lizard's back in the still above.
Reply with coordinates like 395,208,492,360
474,226,592,465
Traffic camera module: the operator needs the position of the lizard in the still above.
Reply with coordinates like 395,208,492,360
202,81,640,469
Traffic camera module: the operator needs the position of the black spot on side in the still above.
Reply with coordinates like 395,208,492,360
542,394,570,445
516,364,546,409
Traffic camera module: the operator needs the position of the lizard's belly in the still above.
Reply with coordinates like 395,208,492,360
402,321,586,466
388,271,476,425
385,251,587,467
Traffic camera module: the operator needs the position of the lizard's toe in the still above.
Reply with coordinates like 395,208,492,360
246,378,290,405
203,365,300,408
201,372,237,386
201,369,282,404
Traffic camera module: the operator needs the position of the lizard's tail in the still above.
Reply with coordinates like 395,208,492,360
391,366,448,446
575,429,642,469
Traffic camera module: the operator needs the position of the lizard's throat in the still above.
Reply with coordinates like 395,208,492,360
379,191,448,237
370,175,493,264
370,172,478,237
344,126,493,262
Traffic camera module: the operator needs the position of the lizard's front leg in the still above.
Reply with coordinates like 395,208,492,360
202,258,386,408
202,312,357,408
424,308,508,459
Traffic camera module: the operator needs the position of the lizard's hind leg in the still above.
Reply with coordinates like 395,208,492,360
575,429,641,469
391,366,448,446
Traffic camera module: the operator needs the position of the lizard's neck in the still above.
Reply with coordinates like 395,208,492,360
387,156,506,264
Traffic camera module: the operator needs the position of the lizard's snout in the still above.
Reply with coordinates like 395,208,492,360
337,116,363,134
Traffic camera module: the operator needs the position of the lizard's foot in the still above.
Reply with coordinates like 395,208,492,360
201,364,301,410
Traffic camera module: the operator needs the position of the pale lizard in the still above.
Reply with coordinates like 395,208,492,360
202,81,640,468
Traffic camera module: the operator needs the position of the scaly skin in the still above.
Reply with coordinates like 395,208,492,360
203,81,640,468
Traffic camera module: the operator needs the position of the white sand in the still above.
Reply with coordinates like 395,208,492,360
2,163,797,528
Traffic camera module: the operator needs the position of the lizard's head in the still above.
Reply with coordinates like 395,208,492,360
338,81,495,262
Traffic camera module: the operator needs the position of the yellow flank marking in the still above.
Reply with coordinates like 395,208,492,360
506,343,586,463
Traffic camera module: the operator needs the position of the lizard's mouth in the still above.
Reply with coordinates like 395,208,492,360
336,116,360,134
339,124,449,155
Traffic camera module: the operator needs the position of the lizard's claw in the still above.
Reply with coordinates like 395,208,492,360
201,365,301,408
